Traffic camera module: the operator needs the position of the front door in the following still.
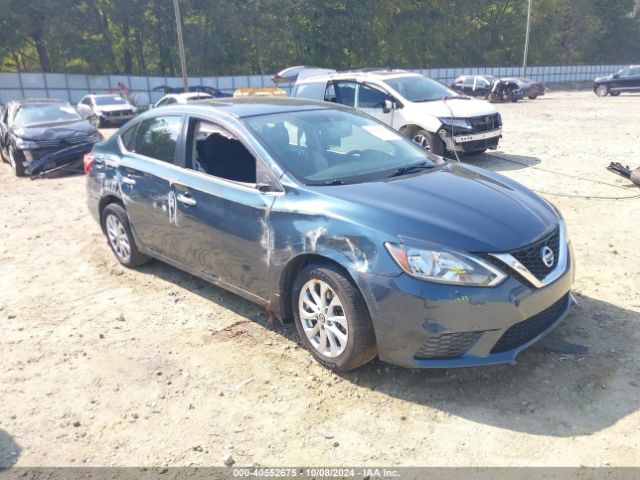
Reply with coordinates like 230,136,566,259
357,83,394,126
166,117,274,299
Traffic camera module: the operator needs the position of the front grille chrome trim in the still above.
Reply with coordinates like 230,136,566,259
489,220,568,289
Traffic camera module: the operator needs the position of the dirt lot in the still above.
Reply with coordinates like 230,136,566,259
1,91,639,468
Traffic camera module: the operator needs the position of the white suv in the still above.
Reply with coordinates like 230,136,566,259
288,69,502,156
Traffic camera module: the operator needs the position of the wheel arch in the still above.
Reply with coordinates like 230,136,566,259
276,253,361,322
98,195,126,232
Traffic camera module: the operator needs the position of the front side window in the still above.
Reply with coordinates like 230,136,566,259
384,75,457,102
358,84,388,108
463,77,474,87
132,116,182,163
189,120,256,184
245,109,435,185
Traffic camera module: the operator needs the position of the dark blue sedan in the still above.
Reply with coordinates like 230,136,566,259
85,98,575,371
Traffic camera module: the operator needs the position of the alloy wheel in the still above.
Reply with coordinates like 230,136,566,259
595,84,608,97
413,133,431,151
105,214,131,262
298,279,349,358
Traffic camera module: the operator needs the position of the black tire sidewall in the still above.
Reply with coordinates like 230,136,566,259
292,264,376,371
9,148,26,177
413,129,445,156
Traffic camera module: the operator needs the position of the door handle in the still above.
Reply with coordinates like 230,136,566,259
176,193,196,206
121,176,136,185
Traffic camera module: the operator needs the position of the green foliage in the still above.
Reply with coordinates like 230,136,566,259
1,0,639,74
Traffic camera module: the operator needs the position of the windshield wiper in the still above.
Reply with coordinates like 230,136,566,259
307,178,352,186
387,161,432,178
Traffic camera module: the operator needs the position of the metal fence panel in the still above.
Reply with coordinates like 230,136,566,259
0,65,626,106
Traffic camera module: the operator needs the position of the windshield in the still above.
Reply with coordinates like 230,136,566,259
244,109,436,185
94,96,128,106
383,75,457,102
13,103,81,127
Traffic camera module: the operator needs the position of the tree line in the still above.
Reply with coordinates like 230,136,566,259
1,0,639,76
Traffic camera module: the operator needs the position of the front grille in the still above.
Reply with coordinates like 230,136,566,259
415,331,483,359
491,294,569,353
35,135,94,149
462,137,499,152
29,148,60,161
511,228,560,281
469,114,501,133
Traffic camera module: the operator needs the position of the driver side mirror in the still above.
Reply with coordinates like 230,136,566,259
383,99,394,114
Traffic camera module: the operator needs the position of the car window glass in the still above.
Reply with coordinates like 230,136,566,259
245,109,432,184
631,68,640,76
358,84,387,108
133,116,182,163
120,123,138,150
189,120,256,184
324,83,336,102
13,103,81,128
81,98,91,106
332,81,357,107
463,77,474,87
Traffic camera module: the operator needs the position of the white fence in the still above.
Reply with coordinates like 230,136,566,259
0,64,624,106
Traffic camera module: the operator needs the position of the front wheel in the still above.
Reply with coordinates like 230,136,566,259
411,129,445,156
102,203,149,268
595,84,609,97
292,264,376,371
9,148,26,177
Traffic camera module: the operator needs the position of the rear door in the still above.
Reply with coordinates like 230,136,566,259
165,116,276,298
118,115,184,256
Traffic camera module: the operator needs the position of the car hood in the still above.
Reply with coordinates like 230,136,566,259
95,104,133,112
14,119,97,141
594,75,613,83
406,97,497,118
315,163,558,253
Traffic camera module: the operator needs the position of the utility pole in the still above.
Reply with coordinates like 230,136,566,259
173,0,189,92
522,0,533,77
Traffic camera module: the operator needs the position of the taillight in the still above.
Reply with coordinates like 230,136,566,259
83,152,95,174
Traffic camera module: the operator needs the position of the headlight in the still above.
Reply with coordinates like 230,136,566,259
15,138,38,150
385,242,507,287
438,117,472,129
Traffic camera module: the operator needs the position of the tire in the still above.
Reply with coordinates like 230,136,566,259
595,84,609,97
97,116,105,128
101,203,149,268
411,129,445,156
528,95,538,100
292,263,377,372
611,91,621,97
9,148,26,177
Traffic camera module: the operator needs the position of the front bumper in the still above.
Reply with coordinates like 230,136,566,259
441,128,502,153
101,113,135,124
353,251,575,368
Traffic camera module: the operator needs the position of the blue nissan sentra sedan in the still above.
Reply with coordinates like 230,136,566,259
85,98,575,371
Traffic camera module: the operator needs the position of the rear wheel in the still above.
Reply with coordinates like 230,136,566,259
611,91,621,97
292,264,376,371
411,129,445,156
528,95,538,100
101,203,149,268
595,84,609,97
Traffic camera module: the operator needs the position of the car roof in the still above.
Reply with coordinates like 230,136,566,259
296,69,420,84
145,97,347,119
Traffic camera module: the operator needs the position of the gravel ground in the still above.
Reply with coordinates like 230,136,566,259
0,91,639,468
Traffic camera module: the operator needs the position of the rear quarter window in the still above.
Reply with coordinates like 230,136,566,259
120,123,138,151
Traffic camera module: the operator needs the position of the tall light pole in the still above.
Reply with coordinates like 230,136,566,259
173,0,189,92
522,0,533,77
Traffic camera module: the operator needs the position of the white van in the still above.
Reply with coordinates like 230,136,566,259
283,68,502,156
